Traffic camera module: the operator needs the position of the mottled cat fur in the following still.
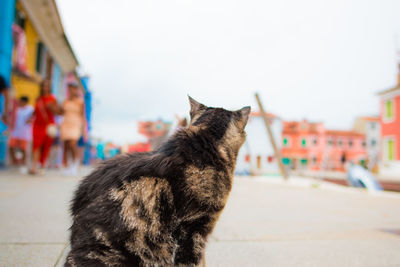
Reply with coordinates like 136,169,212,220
66,97,250,267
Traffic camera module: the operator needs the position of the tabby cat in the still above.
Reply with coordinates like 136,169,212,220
66,97,250,266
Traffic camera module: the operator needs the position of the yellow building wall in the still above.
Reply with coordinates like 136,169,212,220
11,76,39,106
11,3,40,106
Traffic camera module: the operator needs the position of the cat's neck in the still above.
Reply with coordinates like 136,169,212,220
160,128,237,173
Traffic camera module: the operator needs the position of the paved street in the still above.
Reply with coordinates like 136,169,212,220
1,169,400,266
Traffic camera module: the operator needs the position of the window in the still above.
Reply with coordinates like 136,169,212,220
385,99,394,121
327,139,333,146
360,159,366,167
370,123,376,130
348,140,353,147
362,141,366,148
282,158,291,165
337,139,342,147
256,155,261,169
35,42,44,73
14,9,25,29
312,157,317,164
387,139,395,161
313,137,318,146
300,158,308,165
371,139,376,147
301,138,307,148
283,137,289,147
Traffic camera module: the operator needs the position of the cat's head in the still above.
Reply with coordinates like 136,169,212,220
187,96,250,153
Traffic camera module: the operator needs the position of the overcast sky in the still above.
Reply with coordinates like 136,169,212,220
56,0,400,145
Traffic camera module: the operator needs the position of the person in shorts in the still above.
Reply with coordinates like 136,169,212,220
60,82,86,175
9,96,33,170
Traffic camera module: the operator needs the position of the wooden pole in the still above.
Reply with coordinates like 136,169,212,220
255,93,288,180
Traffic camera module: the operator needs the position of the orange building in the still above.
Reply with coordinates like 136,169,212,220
324,130,367,171
281,120,325,170
138,119,172,150
281,120,367,171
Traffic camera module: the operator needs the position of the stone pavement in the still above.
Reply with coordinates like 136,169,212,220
0,169,400,266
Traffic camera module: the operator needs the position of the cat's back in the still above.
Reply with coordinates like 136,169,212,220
71,152,154,216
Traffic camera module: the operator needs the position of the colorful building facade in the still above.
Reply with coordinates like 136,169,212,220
11,0,79,104
378,66,400,171
281,120,367,171
0,0,82,166
324,130,367,171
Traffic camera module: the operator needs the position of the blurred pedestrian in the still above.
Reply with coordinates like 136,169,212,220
96,141,105,162
9,96,33,172
28,80,59,175
60,82,86,175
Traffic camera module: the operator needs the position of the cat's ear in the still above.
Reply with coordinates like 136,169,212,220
188,96,206,119
237,106,251,128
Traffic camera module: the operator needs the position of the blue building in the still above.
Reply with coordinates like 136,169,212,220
0,0,16,167
0,0,15,82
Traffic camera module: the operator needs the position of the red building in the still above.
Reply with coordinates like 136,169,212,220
378,68,400,163
281,120,367,171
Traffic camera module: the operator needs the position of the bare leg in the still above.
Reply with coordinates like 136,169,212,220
70,140,78,162
78,146,84,165
63,140,69,168
39,136,54,168
9,147,17,166
21,149,26,166
30,148,40,174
